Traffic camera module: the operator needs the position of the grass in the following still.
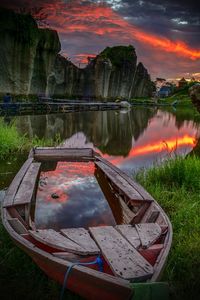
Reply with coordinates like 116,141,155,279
0,119,62,159
130,94,193,108
130,82,200,108
136,156,200,300
0,119,26,158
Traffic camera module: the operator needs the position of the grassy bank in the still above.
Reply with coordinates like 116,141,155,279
130,83,199,108
130,94,193,107
136,156,200,300
0,119,61,159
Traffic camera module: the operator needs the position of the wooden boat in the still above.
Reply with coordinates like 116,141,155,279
2,147,172,300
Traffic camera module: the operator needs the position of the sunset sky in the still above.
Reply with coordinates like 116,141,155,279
1,0,200,80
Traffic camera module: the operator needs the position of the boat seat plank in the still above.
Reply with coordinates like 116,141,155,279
95,161,143,202
115,225,141,249
89,226,153,281
29,229,91,255
3,158,33,207
34,148,93,161
61,228,100,254
13,162,41,206
135,223,162,249
8,218,27,234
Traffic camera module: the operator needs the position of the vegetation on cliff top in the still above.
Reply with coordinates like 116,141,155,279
100,45,136,67
136,156,200,300
0,8,38,45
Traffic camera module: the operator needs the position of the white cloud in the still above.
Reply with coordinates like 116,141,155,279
172,18,188,25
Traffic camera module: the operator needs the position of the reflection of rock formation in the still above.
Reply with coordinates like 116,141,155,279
16,108,156,156
0,9,154,99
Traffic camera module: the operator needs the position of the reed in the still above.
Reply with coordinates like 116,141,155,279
0,120,62,159
0,119,26,158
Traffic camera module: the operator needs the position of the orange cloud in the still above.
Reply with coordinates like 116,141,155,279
42,1,200,61
100,134,197,166
38,161,95,203
129,135,196,156
75,53,96,64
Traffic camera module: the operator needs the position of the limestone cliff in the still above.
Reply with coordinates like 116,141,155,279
0,9,154,99
0,9,61,96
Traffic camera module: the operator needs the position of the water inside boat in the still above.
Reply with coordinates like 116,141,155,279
34,161,122,230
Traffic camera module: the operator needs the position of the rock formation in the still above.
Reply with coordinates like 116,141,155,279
0,8,60,96
0,8,154,100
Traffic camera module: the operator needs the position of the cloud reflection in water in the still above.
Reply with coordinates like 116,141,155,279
35,161,116,229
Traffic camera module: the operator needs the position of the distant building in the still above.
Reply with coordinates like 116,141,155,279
178,77,187,88
158,86,172,97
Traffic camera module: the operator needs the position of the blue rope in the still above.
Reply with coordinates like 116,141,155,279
60,255,103,300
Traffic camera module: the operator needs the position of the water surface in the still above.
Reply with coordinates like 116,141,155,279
1,106,200,228
35,161,116,229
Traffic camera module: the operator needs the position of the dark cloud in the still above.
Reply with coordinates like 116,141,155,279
116,0,200,45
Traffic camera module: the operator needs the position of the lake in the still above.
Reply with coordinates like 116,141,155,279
1,106,200,228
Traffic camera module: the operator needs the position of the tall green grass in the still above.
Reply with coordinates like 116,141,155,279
0,119,26,158
0,119,62,159
136,156,200,300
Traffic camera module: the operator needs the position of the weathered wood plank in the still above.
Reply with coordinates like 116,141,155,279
156,213,168,226
34,148,93,161
115,225,141,249
6,207,29,229
135,223,162,249
95,161,143,202
61,228,100,254
3,158,33,207
96,157,154,201
95,166,134,224
118,197,135,224
141,203,158,223
139,244,164,265
13,162,41,206
130,202,150,224
52,252,82,262
89,226,153,281
29,229,91,255
8,218,28,234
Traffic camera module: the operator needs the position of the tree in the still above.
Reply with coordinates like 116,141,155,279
17,6,49,27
